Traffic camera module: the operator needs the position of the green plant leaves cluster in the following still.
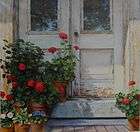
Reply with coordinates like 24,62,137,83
115,88,140,119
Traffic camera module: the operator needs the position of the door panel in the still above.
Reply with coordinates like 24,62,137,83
80,49,114,97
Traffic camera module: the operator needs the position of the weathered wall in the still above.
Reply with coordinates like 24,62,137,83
122,0,140,88
0,0,13,90
125,20,140,88
0,0,140,90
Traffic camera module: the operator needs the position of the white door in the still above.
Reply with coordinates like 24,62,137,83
19,0,125,117
71,0,124,98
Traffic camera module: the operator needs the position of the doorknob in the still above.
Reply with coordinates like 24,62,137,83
74,32,79,37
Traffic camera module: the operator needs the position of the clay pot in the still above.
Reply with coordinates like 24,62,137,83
53,81,68,102
0,127,14,132
30,103,46,112
14,124,30,132
128,116,140,131
30,123,45,132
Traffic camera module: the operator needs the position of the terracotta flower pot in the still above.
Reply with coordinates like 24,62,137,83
30,123,45,132
128,116,140,131
0,127,14,132
14,124,30,132
53,81,68,102
30,103,46,112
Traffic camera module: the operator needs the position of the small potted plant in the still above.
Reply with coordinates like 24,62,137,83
0,91,15,132
115,81,140,131
47,32,79,101
29,83,58,115
29,111,47,132
13,108,30,132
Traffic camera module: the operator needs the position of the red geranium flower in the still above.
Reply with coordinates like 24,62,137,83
6,75,13,81
128,80,136,86
6,94,13,101
0,91,5,98
7,75,17,81
18,63,26,71
59,32,68,40
48,47,59,54
58,85,65,95
34,81,45,93
12,82,18,89
27,80,35,88
73,45,80,50
121,97,130,105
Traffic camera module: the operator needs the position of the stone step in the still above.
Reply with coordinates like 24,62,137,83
51,98,125,118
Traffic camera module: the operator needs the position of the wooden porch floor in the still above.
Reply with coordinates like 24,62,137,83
46,125,129,132
45,119,129,132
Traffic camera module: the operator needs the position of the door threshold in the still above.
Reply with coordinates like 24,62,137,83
68,97,115,101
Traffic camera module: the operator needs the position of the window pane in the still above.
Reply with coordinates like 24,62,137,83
31,0,58,31
83,0,111,33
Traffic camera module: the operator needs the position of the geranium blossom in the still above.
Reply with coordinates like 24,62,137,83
73,45,80,50
0,91,5,98
128,80,136,86
5,94,13,101
12,81,18,89
48,47,59,54
34,81,45,93
59,32,68,40
27,79,35,88
18,63,26,71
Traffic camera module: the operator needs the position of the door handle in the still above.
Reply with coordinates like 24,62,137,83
74,32,79,38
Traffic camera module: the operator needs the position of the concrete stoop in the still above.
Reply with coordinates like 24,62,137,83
51,98,125,118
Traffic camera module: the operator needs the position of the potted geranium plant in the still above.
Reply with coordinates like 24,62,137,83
27,80,58,115
115,81,140,131
2,39,45,107
0,39,60,131
47,32,79,101
13,108,30,132
0,91,15,132
29,111,47,132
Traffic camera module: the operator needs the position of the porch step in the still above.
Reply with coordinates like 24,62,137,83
46,119,127,127
51,99,125,118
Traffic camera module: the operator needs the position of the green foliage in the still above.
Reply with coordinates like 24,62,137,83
1,99,14,113
1,39,59,107
50,41,78,82
115,87,140,119
5,39,44,80
13,108,30,125
30,116,47,124
1,116,14,128
0,99,15,128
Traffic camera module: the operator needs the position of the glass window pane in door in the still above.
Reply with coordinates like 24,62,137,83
31,0,58,31
83,0,111,33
